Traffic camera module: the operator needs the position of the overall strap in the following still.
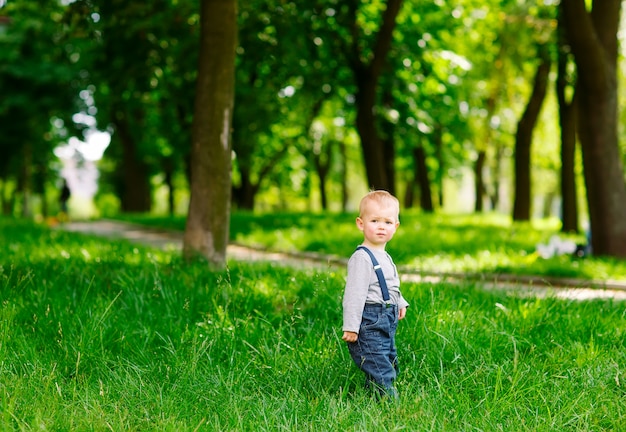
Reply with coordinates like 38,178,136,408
356,246,390,301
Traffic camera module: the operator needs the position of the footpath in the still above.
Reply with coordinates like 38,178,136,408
61,219,626,302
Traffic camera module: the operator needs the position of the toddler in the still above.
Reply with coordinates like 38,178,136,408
342,190,409,399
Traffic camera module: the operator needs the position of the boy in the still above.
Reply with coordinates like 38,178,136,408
342,190,409,399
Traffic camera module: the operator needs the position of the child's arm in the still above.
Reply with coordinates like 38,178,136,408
342,253,370,342
342,331,358,342
399,307,406,320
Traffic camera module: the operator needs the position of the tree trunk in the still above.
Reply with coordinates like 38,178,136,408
489,145,504,210
381,88,396,196
232,171,258,210
476,54,502,213
404,178,414,209
562,0,626,257
0,181,8,215
163,157,175,216
233,144,287,210
434,125,444,208
116,117,151,213
305,98,330,210
474,150,486,212
339,139,348,212
354,71,387,191
315,155,330,210
413,145,433,212
559,93,578,232
512,49,551,221
19,142,32,218
557,11,579,233
183,0,237,269
349,0,402,193
31,158,48,218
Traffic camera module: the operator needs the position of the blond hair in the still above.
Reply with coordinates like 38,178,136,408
359,190,400,220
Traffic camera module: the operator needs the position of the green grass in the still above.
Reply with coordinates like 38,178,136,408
113,211,626,282
2,216,626,430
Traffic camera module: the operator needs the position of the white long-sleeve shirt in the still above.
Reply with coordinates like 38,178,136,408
342,247,410,333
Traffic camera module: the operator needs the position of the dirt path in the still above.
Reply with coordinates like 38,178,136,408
60,220,626,301
60,219,339,268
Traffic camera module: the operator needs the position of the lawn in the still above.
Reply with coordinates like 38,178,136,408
2,216,625,430
115,211,626,283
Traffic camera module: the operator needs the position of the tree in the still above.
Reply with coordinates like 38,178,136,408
465,2,556,216
338,0,403,193
64,1,199,215
182,0,237,268
512,46,551,221
0,0,82,217
561,0,626,257
412,144,434,211
230,0,303,210
557,3,579,233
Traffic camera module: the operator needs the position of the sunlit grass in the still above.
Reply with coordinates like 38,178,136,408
114,211,626,282
2,217,626,429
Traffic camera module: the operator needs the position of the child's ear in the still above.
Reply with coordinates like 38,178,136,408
356,217,364,230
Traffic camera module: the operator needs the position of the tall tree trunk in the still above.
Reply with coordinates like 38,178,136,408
163,157,175,216
489,145,504,210
304,98,331,210
476,78,501,213
354,70,388,191
381,88,396,196
348,0,402,193
0,181,8,215
117,117,151,213
19,142,32,218
476,37,507,213
413,145,433,212
512,48,551,221
474,151,486,212
183,0,237,269
557,10,579,233
232,171,257,210
559,95,578,232
315,155,330,210
232,145,287,210
562,0,626,257
433,125,444,208
36,164,49,218
339,139,348,212
404,178,415,208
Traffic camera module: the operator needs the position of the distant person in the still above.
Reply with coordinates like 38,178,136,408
59,179,71,215
342,190,409,400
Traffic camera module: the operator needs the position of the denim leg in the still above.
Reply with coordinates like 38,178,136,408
348,305,399,398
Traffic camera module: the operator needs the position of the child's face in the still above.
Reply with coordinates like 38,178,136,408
356,200,399,248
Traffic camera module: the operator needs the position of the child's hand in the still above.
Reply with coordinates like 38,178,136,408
399,307,406,320
342,331,358,343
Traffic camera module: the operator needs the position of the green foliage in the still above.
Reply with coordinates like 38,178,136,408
2,217,625,430
0,0,83,214
0,0,613,226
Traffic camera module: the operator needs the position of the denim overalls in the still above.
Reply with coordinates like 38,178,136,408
347,246,399,399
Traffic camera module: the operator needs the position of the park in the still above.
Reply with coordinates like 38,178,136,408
2,0,626,430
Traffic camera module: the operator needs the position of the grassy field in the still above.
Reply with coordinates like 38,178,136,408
114,211,626,282
2,216,626,430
